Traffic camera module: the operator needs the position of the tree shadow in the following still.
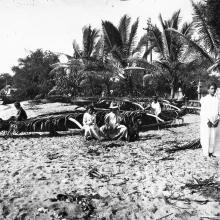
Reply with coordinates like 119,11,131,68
139,134,162,141
140,122,189,132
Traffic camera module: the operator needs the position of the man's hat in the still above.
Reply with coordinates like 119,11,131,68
109,102,119,109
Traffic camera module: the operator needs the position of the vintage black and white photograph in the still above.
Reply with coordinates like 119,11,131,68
0,0,220,219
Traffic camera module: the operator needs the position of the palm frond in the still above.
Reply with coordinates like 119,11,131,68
118,14,131,45
159,14,170,58
206,0,220,46
128,18,139,56
167,28,214,63
111,45,126,67
72,40,82,58
150,25,165,58
92,36,104,60
180,22,193,38
191,0,218,53
170,9,181,29
159,14,166,30
102,20,123,53
207,59,220,72
132,34,148,54
82,25,99,58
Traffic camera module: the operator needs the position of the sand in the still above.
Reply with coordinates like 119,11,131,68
0,101,220,220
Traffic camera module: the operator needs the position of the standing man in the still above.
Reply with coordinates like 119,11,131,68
200,83,220,157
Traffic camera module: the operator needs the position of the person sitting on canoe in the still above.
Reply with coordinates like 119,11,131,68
151,96,161,116
14,102,28,121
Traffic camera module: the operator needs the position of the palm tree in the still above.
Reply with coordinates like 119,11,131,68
102,14,139,68
139,10,196,98
167,1,220,75
102,15,160,95
50,25,123,96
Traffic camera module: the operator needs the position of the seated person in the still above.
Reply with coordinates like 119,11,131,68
100,103,128,141
14,102,28,121
151,96,161,116
83,105,100,140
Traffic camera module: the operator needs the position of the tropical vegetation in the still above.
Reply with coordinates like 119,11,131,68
1,0,220,101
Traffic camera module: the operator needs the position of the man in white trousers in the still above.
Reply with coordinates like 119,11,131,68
200,82,220,157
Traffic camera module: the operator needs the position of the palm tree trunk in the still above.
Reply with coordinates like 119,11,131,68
88,76,95,95
170,74,177,99
170,85,175,99
105,82,111,96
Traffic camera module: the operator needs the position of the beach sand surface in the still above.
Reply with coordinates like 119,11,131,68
0,101,220,219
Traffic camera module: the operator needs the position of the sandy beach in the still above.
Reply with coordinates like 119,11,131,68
0,101,220,220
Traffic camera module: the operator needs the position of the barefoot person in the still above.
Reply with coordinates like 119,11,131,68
83,105,100,140
100,102,128,141
200,83,220,157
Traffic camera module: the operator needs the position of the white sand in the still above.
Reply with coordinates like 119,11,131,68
0,101,219,219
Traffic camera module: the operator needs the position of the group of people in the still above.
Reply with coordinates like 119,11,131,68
11,89,220,159
10,98,161,142
83,103,128,141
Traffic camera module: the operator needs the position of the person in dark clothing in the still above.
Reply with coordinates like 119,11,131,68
14,102,27,121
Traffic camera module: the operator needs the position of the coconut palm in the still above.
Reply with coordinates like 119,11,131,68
102,14,139,68
138,10,196,98
50,25,124,96
102,15,161,95
167,1,220,75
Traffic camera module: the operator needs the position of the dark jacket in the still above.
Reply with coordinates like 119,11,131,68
16,107,27,121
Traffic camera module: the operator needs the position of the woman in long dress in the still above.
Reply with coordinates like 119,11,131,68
83,105,100,140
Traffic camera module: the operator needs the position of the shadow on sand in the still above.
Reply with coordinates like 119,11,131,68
0,130,83,139
140,122,189,132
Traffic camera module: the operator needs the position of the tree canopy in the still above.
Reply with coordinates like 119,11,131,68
12,49,59,99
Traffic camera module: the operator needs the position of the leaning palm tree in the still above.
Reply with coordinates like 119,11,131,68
167,1,220,75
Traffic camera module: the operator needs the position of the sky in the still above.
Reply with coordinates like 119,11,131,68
0,0,195,75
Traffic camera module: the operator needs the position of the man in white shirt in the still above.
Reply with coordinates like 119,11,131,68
200,82,220,157
100,103,128,140
151,96,161,116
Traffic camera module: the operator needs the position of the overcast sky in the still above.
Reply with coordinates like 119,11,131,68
0,0,195,75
